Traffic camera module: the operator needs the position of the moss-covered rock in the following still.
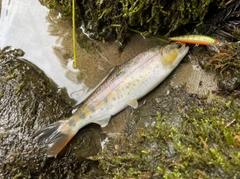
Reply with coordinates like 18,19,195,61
81,87,240,178
42,0,228,44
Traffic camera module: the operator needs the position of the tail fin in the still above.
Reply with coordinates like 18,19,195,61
33,120,76,157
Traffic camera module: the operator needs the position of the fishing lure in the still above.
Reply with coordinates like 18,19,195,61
170,34,219,46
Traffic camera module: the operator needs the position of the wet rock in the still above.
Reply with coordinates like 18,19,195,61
0,47,102,178
217,77,240,91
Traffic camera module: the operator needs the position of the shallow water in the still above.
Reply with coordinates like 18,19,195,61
0,0,84,99
0,0,103,103
0,0,164,104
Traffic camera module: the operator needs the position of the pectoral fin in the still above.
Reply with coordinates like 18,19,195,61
127,98,138,109
93,115,111,127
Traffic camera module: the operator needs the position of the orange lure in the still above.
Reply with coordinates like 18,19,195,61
170,34,219,46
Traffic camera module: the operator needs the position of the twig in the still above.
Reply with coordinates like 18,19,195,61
199,136,208,150
225,119,236,128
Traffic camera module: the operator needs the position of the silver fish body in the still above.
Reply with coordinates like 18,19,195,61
33,42,189,157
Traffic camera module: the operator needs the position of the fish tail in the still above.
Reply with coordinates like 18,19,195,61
33,120,77,157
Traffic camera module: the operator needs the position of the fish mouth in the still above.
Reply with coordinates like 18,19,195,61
180,43,189,57
172,42,189,56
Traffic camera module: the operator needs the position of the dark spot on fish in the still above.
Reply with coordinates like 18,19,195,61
104,98,108,103
78,111,86,119
113,97,116,101
88,104,96,112
68,119,76,127
126,86,129,89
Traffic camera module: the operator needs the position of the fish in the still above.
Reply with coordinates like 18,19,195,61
170,34,219,46
33,42,189,157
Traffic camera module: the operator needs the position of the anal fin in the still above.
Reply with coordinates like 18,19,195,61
93,115,111,128
127,98,138,109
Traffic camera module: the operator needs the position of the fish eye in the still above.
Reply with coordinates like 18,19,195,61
174,43,182,49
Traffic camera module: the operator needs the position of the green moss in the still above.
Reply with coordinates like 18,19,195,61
232,29,240,40
12,173,26,179
15,82,25,94
41,0,72,16
0,70,18,83
43,0,227,43
85,95,240,178
0,89,4,98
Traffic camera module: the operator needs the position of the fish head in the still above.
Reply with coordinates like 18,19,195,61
160,42,189,67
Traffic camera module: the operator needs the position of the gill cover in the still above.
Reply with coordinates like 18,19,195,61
161,42,187,66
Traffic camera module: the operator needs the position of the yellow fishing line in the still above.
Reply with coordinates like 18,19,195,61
72,0,77,69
